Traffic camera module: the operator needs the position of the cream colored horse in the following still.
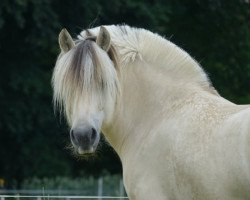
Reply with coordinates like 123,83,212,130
52,25,250,200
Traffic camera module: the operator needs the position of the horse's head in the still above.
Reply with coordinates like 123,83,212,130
52,26,119,155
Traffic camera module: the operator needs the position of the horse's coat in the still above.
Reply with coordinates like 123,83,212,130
53,25,250,200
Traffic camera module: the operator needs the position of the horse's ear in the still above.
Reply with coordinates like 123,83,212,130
58,28,75,53
96,26,111,52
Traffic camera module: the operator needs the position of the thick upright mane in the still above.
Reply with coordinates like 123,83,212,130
138,29,214,90
52,35,120,124
80,25,217,94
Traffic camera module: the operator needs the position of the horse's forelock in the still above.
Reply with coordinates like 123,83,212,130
53,32,120,124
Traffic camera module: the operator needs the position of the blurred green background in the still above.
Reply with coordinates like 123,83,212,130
0,0,249,188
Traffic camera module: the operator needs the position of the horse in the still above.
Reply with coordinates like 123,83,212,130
52,25,250,200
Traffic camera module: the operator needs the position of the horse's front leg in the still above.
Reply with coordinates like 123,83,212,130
123,169,169,200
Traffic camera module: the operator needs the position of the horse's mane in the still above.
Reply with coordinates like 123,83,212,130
53,25,218,123
79,25,218,95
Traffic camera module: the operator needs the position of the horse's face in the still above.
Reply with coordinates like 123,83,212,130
70,96,104,154
53,27,119,155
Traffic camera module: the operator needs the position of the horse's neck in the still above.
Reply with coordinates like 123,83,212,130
110,26,211,89
140,30,210,85
102,26,215,157
102,60,210,158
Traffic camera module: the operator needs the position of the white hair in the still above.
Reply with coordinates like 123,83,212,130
52,38,120,125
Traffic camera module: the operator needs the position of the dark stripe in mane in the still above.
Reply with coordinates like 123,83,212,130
118,25,128,35
70,39,102,91
65,31,119,96
84,29,119,72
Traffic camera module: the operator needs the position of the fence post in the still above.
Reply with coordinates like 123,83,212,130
98,177,103,200
1,197,5,200
119,178,124,199
37,197,42,200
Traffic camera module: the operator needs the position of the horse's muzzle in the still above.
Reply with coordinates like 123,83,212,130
70,126,99,154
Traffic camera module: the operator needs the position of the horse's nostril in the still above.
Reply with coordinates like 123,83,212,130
91,128,97,141
70,127,98,149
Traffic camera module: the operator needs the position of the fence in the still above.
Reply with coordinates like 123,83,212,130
0,195,128,199
0,177,128,200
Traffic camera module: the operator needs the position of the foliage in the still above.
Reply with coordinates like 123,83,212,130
0,0,249,187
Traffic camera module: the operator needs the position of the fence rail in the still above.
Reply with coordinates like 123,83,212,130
0,195,129,199
0,190,90,195
0,177,127,199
